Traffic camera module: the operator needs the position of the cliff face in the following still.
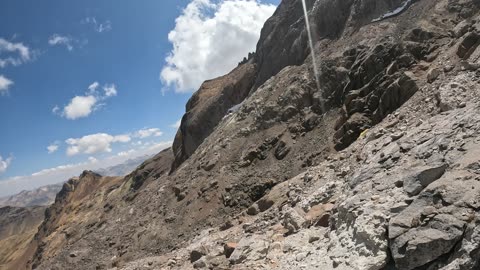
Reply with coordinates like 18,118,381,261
169,0,424,171
171,63,256,172
22,0,480,269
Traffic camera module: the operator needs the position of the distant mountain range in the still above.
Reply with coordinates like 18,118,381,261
93,155,149,177
0,155,149,208
0,184,63,208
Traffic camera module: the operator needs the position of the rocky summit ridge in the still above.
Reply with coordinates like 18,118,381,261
2,0,480,269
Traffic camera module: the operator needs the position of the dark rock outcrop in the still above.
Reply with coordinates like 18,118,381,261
170,63,256,172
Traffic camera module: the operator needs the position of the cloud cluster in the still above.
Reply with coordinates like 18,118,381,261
134,128,163,138
48,34,74,51
83,17,112,33
47,142,60,154
64,96,97,119
0,155,12,174
0,38,32,95
160,0,275,93
55,82,117,120
61,128,163,156
66,133,131,156
0,75,13,95
103,84,117,97
0,38,31,68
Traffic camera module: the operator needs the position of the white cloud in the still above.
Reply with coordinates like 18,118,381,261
58,82,118,120
160,0,275,92
117,150,134,157
0,38,31,68
0,75,13,95
103,84,117,97
0,141,172,197
65,133,131,156
170,119,182,129
134,128,163,138
48,34,74,51
0,155,12,173
47,142,59,154
52,105,60,114
87,81,99,93
131,141,143,146
63,95,97,120
83,17,112,33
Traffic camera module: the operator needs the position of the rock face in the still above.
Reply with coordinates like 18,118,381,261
171,63,256,171
14,0,480,270
171,0,423,170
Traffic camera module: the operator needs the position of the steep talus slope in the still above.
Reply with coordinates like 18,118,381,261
28,172,125,269
27,149,174,270
24,0,480,269
0,206,45,270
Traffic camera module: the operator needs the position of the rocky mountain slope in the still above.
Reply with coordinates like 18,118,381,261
6,0,480,269
0,206,45,270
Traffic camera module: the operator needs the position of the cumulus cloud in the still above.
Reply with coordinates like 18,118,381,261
48,127,163,158
87,81,99,93
0,155,12,173
134,128,163,138
63,95,97,120
0,75,13,95
56,82,118,120
65,133,131,156
0,141,172,197
103,84,117,97
160,0,275,92
47,142,60,154
0,38,31,68
48,34,74,51
83,17,112,33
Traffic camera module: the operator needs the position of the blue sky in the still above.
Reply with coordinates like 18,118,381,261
0,0,278,196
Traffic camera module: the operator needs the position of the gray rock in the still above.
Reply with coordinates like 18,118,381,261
247,204,259,216
457,32,480,59
281,206,306,234
403,164,448,196
193,259,207,268
274,141,291,160
390,213,466,270
229,236,269,264
427,68,441,83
